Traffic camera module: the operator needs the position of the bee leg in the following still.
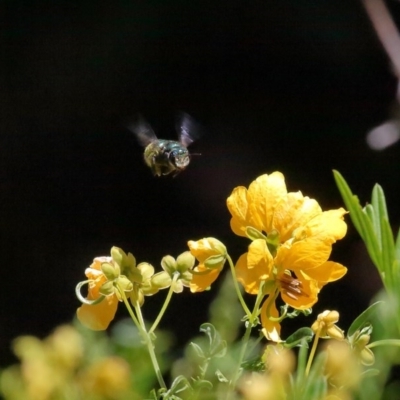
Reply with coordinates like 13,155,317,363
171,169,182,178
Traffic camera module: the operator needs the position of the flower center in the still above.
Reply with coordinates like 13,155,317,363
278,273,307,300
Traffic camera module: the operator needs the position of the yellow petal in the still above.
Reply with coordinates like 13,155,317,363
280,275,319,309
247,172,287,233
275,239,332,273
273,192,322,243
299,261,347,287
188,237,226,263
305,208,347,244
236,240,273,294
261,297,281,342
77,295,118,331
190,266,220,292
226,186,249,237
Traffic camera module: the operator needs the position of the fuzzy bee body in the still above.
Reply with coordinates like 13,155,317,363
129,112,200,177
143,139,190,177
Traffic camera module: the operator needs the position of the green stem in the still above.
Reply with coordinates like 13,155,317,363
227,254,252,317
226,286,265,398
118,286,145,336
305,326,321,376
118,286,167,390
149,273,178,334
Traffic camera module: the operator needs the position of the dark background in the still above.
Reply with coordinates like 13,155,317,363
2,0,400,366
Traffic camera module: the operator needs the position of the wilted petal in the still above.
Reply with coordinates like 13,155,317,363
77,295,118,331
190,266,220,292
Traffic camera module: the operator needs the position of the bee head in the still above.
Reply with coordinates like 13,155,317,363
170,147,190,168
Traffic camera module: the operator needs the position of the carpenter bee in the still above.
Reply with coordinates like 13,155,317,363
128,112,201,177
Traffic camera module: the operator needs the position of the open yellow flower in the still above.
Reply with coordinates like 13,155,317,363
76,257,119,331
227,172,348,340
188,237,227,292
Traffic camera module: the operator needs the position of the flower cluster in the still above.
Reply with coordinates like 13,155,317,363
0,325,133,400
226,172,348,340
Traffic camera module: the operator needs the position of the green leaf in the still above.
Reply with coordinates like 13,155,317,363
361,368,380,378
168,376,192,395
372,184,389,222
192,379,213,391
302,352,328,400
381,217,395,287
215,369,229,383
333,170,381,268
199,323,227,358
284,327,314,348
189,342,205,359
348,301,383,338
395,227,400,261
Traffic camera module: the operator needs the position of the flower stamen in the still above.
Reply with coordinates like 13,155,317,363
278,274,307,300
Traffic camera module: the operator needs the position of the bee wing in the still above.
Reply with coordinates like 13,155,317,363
126,114,158,147
175,112,202,148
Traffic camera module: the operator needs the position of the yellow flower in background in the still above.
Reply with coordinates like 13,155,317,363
227,172,348,340
311,310,344,340
76,256,120,331
80,357,131,399
188,237,227,292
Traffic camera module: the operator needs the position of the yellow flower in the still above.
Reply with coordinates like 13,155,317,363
188,238,227,292
227,172,348,340
76,256,120,331
311,310,344,340
80,357,131,399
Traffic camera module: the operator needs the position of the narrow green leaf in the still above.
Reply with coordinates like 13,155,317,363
302,352,328,400
395,227,400,260
391,259,400,289
364,204,379,248
294,339,309,389
380,217,395,288
333,171,381,269
215,369,229,383
199,323,227,358
285,327,314,348
348,301,383,338
333,170,364,234
168,375,192,395
189,342,205,359
372,184,389,221
361,368,380,378
192,379,213,391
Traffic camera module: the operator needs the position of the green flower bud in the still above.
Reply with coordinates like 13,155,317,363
176,251,195,273
161,255,176,275
101,262,120,281
100,281,114,296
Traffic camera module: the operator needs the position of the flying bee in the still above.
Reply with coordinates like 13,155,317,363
128,112,201,177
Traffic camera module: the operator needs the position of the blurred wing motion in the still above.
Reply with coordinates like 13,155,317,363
175,112,202,148
127,114,158,147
